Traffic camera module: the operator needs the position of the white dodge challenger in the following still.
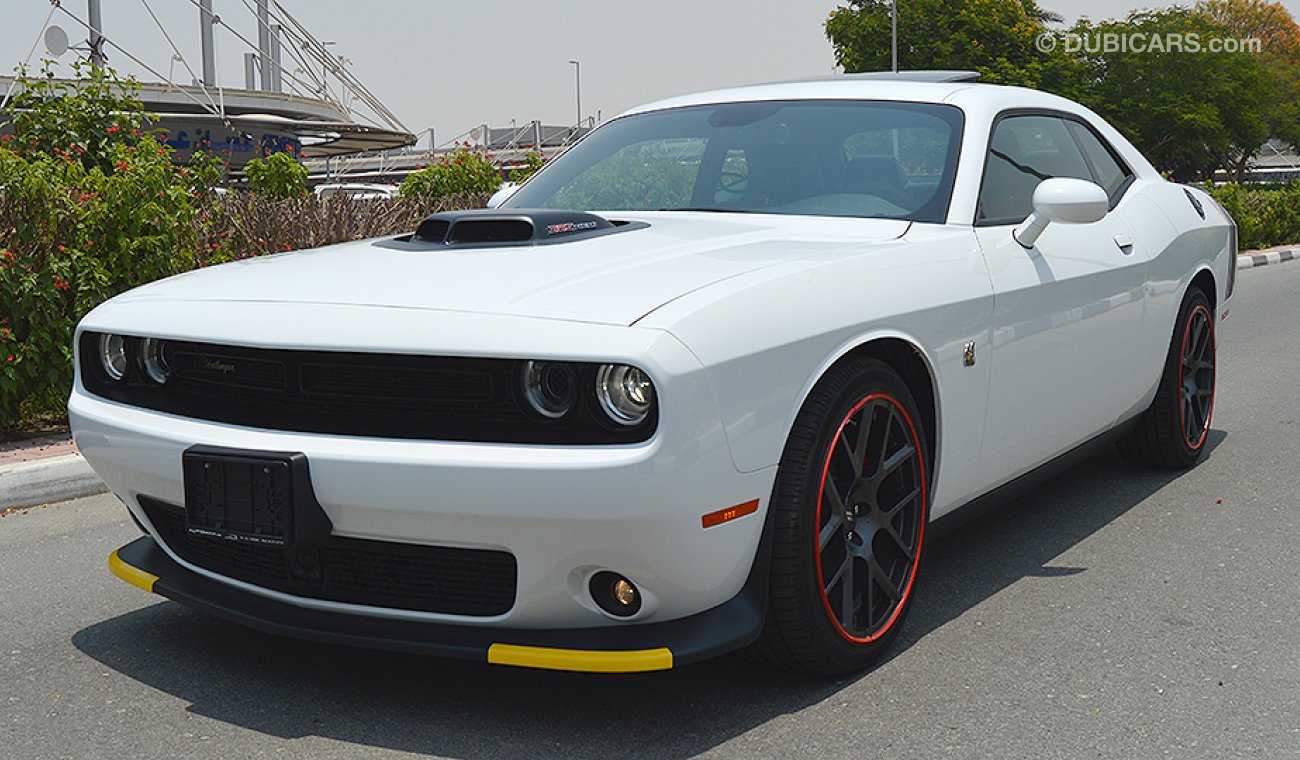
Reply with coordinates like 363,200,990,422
72,72,1235,675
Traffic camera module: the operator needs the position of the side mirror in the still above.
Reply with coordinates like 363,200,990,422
1013,177,1109,248
487,183,519,209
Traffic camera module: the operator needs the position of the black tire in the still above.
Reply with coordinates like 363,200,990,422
1117,287,1216,469
747,356,929,675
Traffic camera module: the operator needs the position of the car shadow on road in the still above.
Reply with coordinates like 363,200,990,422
71,432,1225,759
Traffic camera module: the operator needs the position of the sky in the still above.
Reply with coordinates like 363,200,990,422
3,0,1298,145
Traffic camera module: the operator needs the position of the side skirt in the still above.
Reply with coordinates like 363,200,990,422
930,417,1140,539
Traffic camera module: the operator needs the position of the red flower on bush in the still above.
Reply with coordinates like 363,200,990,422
115,160,129,172
106,126,120,133
53,276,70,292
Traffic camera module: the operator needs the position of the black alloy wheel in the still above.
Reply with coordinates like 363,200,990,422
749,356,929,675
1117,286,1216,469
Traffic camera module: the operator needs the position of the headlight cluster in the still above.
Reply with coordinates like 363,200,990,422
80,332,658,444
520,361,656,427
93,333,173,385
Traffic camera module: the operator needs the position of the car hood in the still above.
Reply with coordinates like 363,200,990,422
120,212,910,326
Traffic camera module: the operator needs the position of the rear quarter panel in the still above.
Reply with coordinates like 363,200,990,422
1119,182,1235,418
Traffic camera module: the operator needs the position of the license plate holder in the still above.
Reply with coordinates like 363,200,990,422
183,450,293,546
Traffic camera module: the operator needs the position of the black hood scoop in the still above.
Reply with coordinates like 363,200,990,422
382,209,647,250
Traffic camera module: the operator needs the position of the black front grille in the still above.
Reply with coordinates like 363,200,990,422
140,496,517,617
79,334,656,444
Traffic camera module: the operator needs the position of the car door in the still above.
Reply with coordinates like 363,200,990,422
973,112,1147,482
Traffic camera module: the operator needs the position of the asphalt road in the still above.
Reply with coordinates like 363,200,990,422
3,263,1299,760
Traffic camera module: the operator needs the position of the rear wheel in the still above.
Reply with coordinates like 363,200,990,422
1118,286,1216,468
748,357,929,675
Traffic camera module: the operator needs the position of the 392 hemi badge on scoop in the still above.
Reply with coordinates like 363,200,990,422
547,220,601,235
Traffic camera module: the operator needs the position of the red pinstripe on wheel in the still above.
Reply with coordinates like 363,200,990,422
813,392,927,644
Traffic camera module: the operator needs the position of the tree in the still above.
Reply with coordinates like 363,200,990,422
1197,0,1300,151
825,0,1080,92
1070,8,1275,181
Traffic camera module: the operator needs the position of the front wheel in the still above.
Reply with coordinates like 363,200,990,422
748,357,929,675
1118,286,1216,468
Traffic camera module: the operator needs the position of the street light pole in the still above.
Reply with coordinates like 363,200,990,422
87,0,107,68
568,59,581,127
891,0,898,73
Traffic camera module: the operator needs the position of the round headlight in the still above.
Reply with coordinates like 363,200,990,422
98,333,128,381
595,364,654,426
521,361,577,419
141,338,172,384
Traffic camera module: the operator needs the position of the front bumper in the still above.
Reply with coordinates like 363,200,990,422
72,305,778,666
110,533,768,672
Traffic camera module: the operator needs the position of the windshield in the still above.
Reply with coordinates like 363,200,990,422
505,99,964,222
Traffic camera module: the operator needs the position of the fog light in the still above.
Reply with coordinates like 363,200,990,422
590,571,642,617
613,579,636,606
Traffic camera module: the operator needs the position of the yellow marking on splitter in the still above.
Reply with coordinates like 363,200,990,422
487,643,673,673
108,550,159,593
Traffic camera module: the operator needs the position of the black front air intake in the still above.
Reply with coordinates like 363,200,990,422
138,496,518,616
393,209,645,249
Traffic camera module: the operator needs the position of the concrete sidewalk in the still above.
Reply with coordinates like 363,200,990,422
2,247,1297,512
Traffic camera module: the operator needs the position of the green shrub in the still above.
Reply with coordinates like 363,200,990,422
508,150,546,184
5,61,156,174
0,65,207,428
1207,182,1300,251
244,150,307,198
400,147,503,199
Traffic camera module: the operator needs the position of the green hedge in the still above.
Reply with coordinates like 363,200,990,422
1206,182,1300,252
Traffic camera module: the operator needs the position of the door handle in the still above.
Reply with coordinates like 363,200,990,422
1114,233,1135,254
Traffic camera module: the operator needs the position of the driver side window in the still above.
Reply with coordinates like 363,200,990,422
976,115,1092,226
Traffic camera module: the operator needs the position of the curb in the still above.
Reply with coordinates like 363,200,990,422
1238,248,1297,269
0,453,106,510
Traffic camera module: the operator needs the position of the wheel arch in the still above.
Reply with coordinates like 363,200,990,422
792,332,941,488
1190,266,1217,310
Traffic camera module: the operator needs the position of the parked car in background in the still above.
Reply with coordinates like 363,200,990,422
313,182,399,200
74,72,1235,675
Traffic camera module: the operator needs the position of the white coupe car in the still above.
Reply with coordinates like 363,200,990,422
72,72,1235,675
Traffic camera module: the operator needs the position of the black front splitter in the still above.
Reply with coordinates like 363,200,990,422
110,535,767,673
